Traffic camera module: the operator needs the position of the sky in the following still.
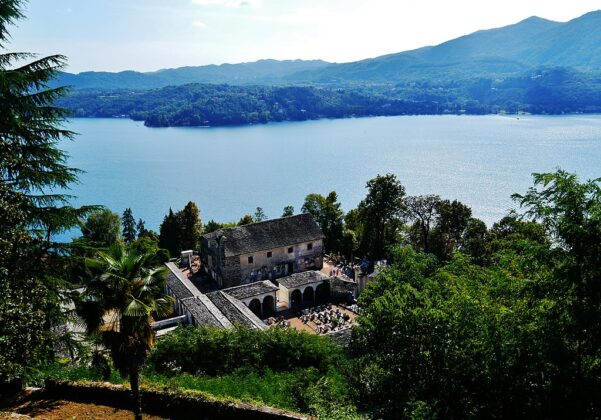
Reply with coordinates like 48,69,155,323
6,0,601,73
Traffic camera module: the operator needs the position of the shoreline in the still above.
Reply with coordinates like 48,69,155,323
69,111,601,129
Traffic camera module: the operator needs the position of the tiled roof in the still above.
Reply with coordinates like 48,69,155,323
203,214,324,257
277,270,328,289
165,262,198,299
222,280,279,300
206,291,267,330
180,297,231,328
164,262,265,330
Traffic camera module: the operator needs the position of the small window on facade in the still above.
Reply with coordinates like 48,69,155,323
307,243,313,250
267,251,272,258
288,247,293,253
248,256,254,264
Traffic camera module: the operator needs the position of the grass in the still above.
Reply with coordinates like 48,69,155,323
32,363,324,413
142,368,318,411
30,361,124,386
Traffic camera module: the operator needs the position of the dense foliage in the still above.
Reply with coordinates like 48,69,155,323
147,326,357,418
148,325,344,376
158,201,203,256
0,0,92,387
348,170,601,418
57,67,601,127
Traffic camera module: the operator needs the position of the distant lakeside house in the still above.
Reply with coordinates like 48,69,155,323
200,214,325,289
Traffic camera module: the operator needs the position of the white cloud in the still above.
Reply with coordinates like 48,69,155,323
192,20,207,28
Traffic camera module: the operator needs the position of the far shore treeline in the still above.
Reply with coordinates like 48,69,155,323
59,68,601,127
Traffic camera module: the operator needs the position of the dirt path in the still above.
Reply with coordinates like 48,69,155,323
2,395,165,419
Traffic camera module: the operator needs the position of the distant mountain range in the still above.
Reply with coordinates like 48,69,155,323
54,59,331,90
54,10,601,90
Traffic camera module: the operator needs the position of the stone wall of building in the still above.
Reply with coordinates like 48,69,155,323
220,255,242,289
237,239,323,284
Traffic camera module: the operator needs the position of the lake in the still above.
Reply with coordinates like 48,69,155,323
60,115,601,239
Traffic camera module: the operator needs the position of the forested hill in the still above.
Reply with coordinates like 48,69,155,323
55,11,601,90
59,68,601,127
53,59,331,90
59,84,438,127
292,11,601,83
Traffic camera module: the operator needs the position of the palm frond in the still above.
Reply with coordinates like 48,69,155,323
124,296,152,317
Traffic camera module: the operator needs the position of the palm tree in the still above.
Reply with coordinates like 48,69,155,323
78,244,174,420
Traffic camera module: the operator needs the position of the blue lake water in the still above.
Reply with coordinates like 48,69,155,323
60,115,601,238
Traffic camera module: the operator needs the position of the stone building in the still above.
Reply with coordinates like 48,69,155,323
163,262,267,330
277,271,330,308
201,214,325,288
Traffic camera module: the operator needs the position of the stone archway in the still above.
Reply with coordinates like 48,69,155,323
290,289,302,307
303,286,314,306
315,282,330,304
262,295,275,316
249,298,262,317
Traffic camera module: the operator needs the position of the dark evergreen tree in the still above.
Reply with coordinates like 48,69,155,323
122,208,137,244
177,201,202,251
0,2,95,246
282,205,295,217
0,183,52,387
159,208,179,257
0,0,93,387
136,218,147,237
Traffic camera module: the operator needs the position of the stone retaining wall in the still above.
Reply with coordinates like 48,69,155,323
43,380,310,420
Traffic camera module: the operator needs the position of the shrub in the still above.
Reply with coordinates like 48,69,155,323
147,326,345,376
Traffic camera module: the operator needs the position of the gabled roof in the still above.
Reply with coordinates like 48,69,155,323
203,214,324,257
221,280,279,300
180,297,222,327
278,270,329,289
180,297,232,328
206,291,267,330
165,262,234,328
165,262,198,300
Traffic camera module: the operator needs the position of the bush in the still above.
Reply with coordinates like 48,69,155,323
29,360,123,387
147,326,345,376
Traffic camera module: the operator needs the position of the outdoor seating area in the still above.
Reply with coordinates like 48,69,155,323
299,304,355,334
264,303,357,335
264,315,291,328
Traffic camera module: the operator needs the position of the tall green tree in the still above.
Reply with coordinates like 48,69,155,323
405,194,441,254
81,209,121,247
0,0,93,388
158,208,179,257
0,1,95,246
514,170,601,415
0,184,52,388
177,201,202,251
78,244,173,420
357,174,406,260
254,206,267,222
122,208,137,244
282,205,295,217
302,192,345,253
136,218,147,237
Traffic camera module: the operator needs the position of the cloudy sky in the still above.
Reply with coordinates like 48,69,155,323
6,0,601,73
